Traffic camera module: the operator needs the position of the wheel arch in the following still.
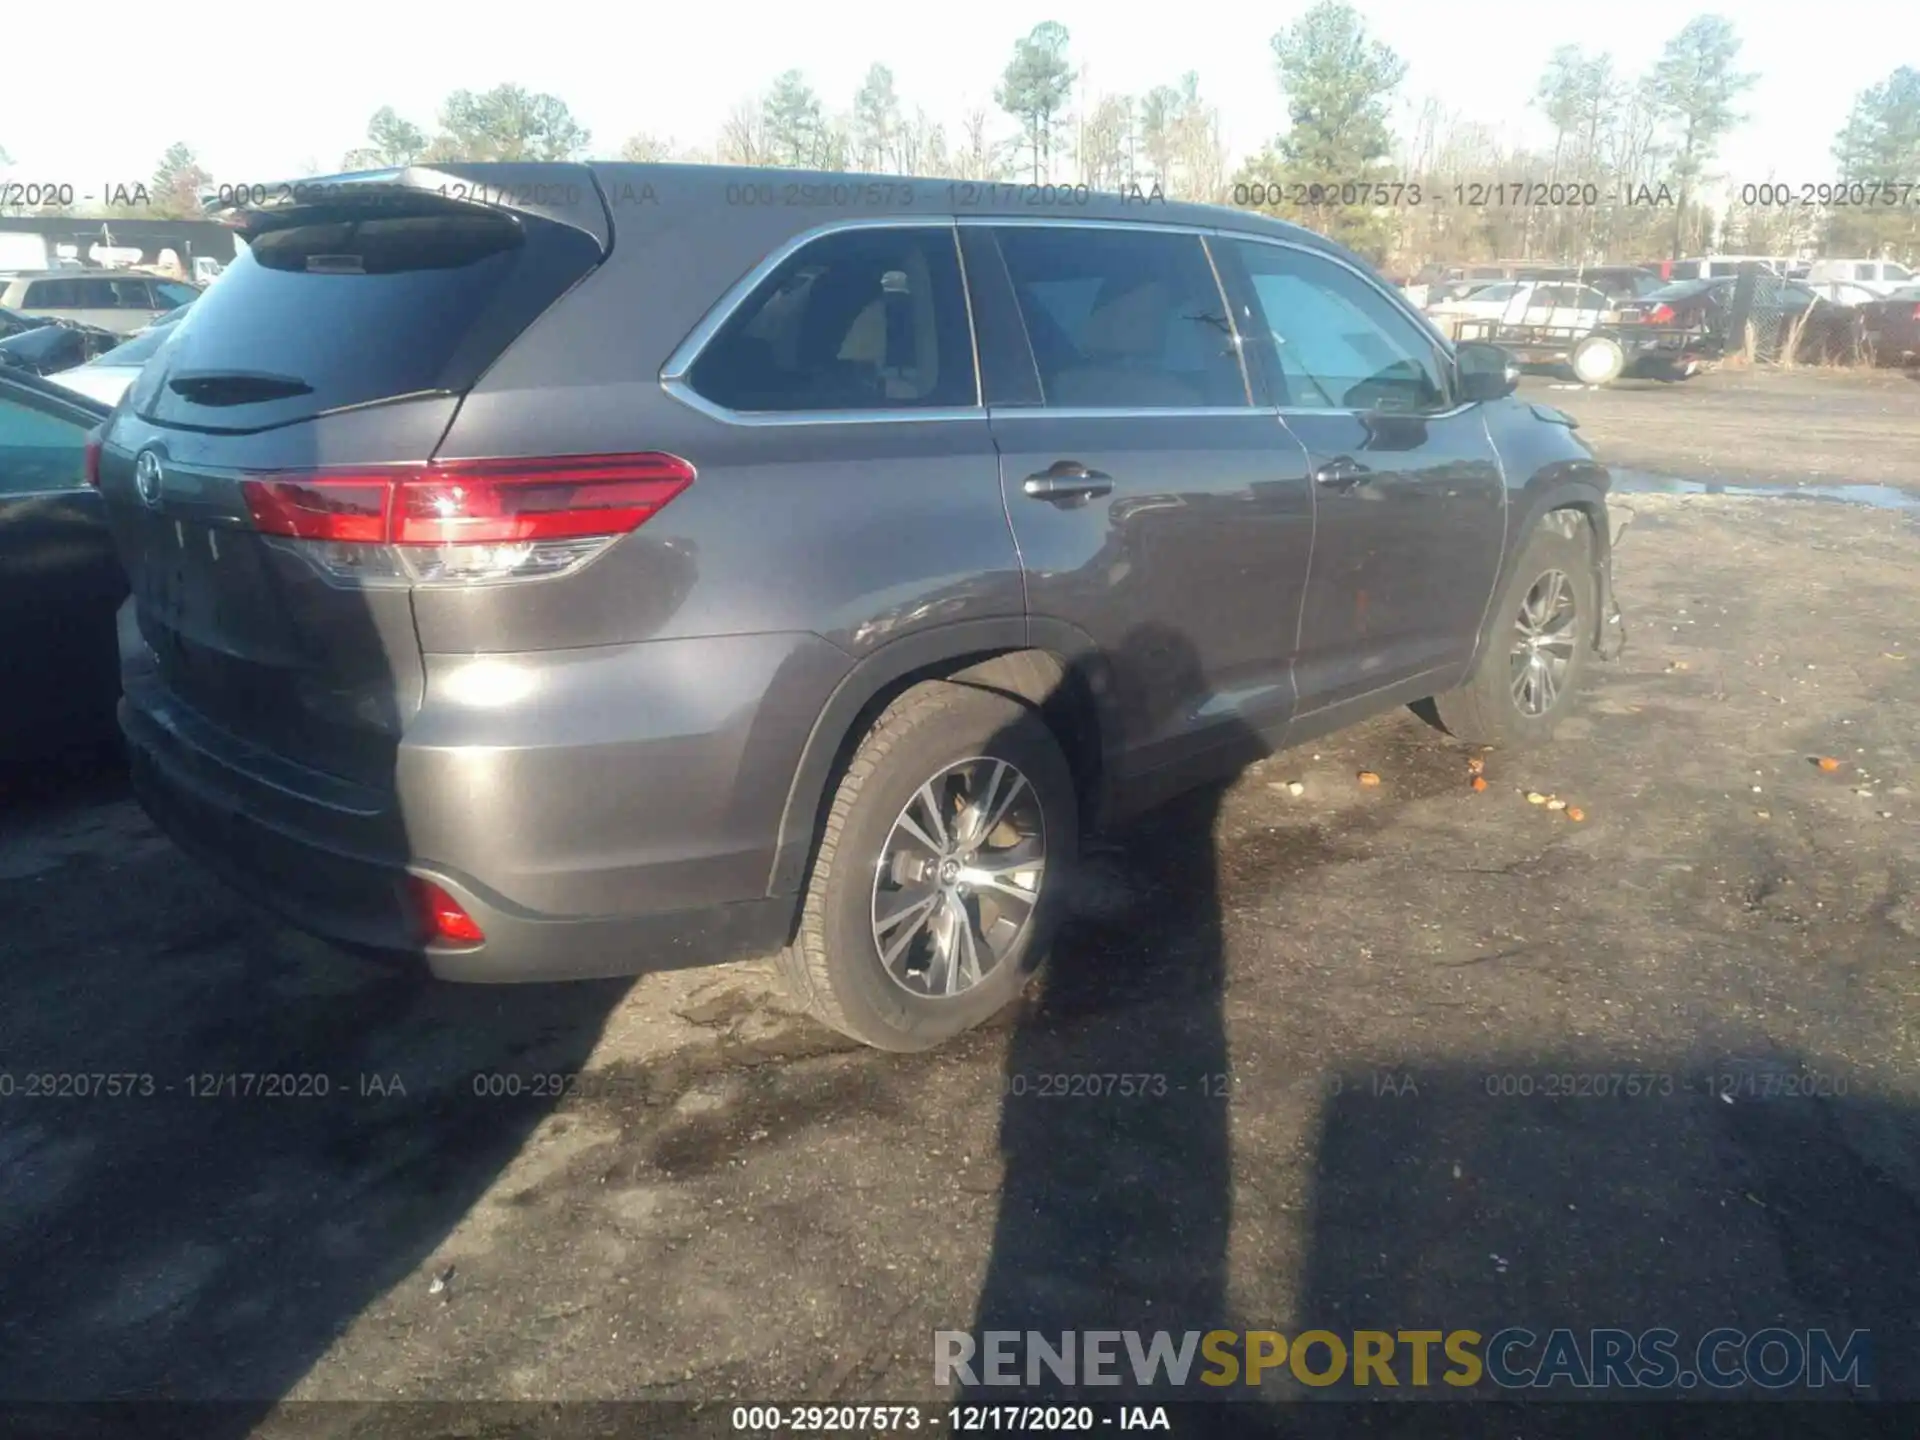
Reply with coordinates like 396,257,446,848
1462,472,1616,680
766,619,1118,917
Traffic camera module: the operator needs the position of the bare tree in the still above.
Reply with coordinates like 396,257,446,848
717,99,771,167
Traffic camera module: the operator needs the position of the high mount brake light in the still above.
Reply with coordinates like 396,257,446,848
239,453,695,545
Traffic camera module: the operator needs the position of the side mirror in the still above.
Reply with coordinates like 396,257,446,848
1456,341,1521,402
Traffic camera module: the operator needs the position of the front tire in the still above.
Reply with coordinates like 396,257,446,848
1429,523,1596,749
779,681,1077,1052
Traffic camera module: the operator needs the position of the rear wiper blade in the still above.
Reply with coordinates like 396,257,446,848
166,370,314,406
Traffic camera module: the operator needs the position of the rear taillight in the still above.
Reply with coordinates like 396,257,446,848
83,428,103,488
409,876,485,946
238,452,694,586
1910,303,1920,322
1642,304,1675,325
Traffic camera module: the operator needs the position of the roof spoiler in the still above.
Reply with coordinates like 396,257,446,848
197,163,612,250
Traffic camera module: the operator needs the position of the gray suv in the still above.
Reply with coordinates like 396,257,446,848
96,163,1624,1051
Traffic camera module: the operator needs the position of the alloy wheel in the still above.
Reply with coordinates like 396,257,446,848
870,757,1046,999
1508,568,1578,717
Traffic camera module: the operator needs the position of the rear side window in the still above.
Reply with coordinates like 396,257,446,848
24,279,79,308
1231,240,1445,414
135,204,603,430
1855,263,1877,281
992,227,1246,408
0,393,90,495
687,226,975,413
108,278,153,308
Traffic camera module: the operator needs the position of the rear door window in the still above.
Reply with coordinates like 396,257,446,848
135,204,603,431
686,225,976,413
108,278,155,308
991,226,1247,408
1231,240,1446,414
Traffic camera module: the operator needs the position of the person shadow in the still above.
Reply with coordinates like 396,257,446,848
967,621,1246,1402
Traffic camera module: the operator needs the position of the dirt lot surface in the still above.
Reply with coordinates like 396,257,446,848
2,373,1918,1434
1518,365,1920,489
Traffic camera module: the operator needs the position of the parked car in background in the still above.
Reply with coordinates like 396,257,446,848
1426,280,1612,340
97,162,1625,1052
1802,280,1884,307
1529,266,1665,301
0,320,125,376
1856,283,1920,365
1577,275,1855,382
0,305,48,340
0,271,200,335
48,314,184,406
1663,255,1798,282
0,370,125,754
1803,258,1914,297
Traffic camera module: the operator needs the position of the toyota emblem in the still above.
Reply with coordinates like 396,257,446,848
135,449,165,508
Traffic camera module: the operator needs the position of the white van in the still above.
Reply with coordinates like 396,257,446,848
1802,258,1914,297
1667,255,1796,281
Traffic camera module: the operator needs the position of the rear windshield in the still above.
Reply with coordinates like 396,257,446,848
134,203,602,430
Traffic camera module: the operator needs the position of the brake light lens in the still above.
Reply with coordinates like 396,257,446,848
1910,303,1920,322
238,452,694,587
409,876,485,945
83,428,103,488
1641,304,1675,325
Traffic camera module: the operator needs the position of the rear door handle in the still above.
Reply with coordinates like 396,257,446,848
1023,461,1113,503
1313,456,1371,489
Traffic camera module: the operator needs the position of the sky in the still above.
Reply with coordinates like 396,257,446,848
1,0,1911,192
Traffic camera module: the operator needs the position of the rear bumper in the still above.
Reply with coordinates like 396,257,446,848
118,632,844,981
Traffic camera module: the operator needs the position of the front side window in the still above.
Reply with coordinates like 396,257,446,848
153,281,199,308
1854,263,1878,281
1231,240,1446,414
0,394,91,495
686,226,975,414
992,227,1247,408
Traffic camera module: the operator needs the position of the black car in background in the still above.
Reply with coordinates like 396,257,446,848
0,370,125,754
1562,275,1860,383
0,319,125,377
0,305,49,340
1856,283,1920,365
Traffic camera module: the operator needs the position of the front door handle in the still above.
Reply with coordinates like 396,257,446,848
1313,455,1372,489
1023,461,1113,503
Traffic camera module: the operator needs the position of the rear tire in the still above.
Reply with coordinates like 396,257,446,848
778,681,1077,1052
1429,523,1595,749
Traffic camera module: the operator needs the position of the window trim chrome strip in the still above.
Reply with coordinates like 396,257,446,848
987,405,1272,421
